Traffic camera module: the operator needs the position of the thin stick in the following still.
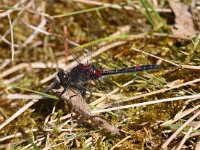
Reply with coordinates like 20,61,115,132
131,47,200,70
0,128,38,142
131,47,181,67
0,59,10,70
181,65,200,70
72,0,172,13
89,92,122,100
0,0,29,18
21,18,50,35
0,35,19,47
7,94,42,100
4,74,24,84
110,135,131,150
0,4,28,45
176,127,193,150
21,18,47,47
91,77,136,106
160,104,200,127
25,8,53,19
49,114,72,124
0,62,66,79
194,120,200,131
7,13,15,61
195,137,200,150
161,110,200,149
53,6,108,18
92,94,200,114
108,78,200,105
0,63,27,79
132,47,200,70
152,32,191,40
0,99,39,130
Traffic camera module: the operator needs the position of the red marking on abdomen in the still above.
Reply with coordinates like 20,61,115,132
135,66,141,69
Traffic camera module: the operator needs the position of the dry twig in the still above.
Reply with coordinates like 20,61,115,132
93,93,200,114
108,78,200,105
52,86,120,135
0,99,39,130
72,0,171,13
161,110,200,149
7,13,15,61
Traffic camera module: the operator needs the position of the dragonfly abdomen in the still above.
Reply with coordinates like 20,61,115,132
101,64,160,76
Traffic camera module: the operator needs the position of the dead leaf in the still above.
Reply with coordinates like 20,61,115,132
168,0,198,39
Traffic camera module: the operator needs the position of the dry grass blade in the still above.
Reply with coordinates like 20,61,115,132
132,47,200,70
21,17,47,48
7,94,42,100
161,110,200,149
1,0,199,148
91,77,136,106
21,18,50,35
0,62,66,79
0,99,38,130
195,137,200,150
110,135,131,150
7,13,14,61
0,129,38,143
0,0,29,18
72,0,171,12
93,94,200,114
0,10,23,46
4,73,24,84
181,65,200,70
160,104,200,127
131,47,180,67
176,127,193,150
109,78,200,105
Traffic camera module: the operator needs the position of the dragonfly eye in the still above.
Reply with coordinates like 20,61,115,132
56,70,67,83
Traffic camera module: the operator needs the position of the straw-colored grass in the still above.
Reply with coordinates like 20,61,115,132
0,0,199,149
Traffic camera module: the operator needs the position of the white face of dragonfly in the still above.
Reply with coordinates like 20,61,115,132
55,74,61,83
55,70,69,85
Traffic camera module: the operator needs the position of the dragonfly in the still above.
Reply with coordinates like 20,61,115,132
50,27,160,134
55,63,160,94
54,62,159,134
47,23,160,94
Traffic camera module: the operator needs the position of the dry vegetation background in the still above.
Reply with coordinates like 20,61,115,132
0,0,200,149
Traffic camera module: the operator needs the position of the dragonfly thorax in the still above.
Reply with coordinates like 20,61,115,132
69,63,102,82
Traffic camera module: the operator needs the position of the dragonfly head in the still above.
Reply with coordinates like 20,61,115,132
55,70,69,85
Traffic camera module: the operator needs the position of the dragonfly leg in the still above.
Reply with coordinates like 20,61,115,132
72,84,86,95
85,87,92,103
60,84,70,96
73,84,93,102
